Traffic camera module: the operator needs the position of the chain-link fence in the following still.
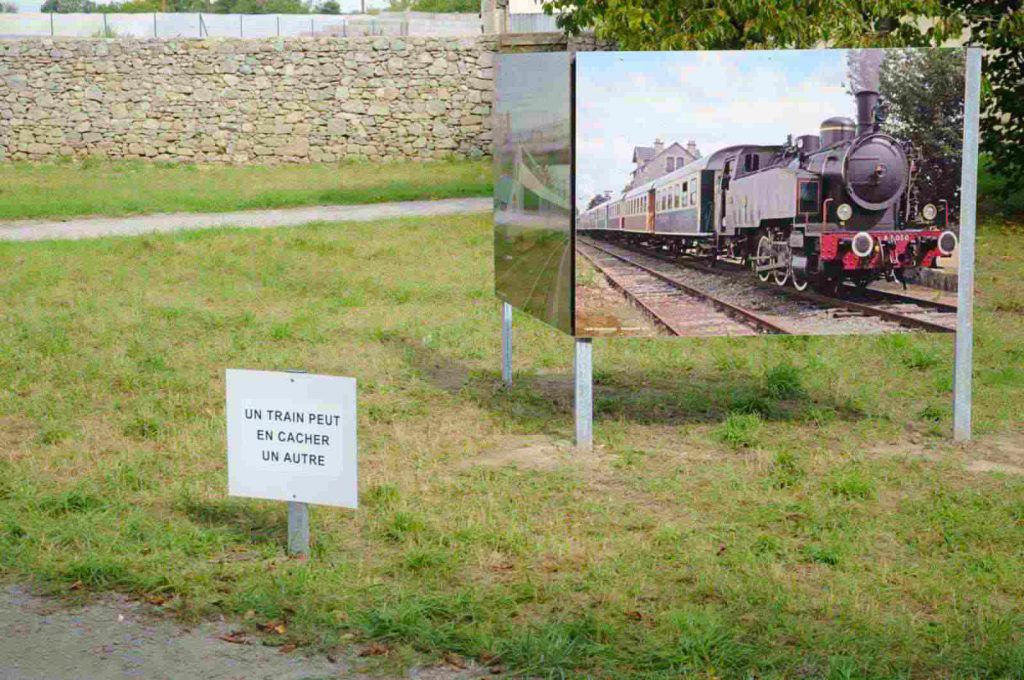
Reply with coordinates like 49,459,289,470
0,11,482,39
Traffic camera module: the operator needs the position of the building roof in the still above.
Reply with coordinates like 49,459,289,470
631,146,656,163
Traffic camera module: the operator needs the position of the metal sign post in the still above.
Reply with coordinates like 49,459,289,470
574,338,593,450
287,500,309,557
284,369,309,556
953,47,982,443
502,302,513,387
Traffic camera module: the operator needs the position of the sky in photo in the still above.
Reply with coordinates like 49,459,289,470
576,49,857,210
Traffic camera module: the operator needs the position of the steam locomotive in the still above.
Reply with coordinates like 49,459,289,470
577,90,959,293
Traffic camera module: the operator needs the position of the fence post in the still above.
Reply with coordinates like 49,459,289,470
310,17,314,37
239,14,243,38
50,11,54,36
153,13,157,38
102,12,108,37
276,14,280,36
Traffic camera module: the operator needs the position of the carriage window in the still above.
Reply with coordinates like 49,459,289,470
744,154,760,172
799,181,819,214
690,186,697,205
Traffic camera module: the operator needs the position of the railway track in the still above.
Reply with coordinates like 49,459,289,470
579,237,957,335
576,241,787,336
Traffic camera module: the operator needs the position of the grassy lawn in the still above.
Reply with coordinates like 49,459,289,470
0,214,1022,678
0,159,491,221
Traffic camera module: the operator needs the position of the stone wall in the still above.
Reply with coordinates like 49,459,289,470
0,36,496,163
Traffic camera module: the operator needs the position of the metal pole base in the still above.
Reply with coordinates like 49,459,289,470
288,501,309,557
575,338,593,450
502,302,513,388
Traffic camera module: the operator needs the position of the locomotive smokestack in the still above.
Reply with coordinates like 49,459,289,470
856,90,879,138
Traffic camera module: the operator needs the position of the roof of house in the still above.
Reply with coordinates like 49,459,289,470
631,146,656,163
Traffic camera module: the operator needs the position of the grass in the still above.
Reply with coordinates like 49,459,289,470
0,214,1022,678
0,159,491,221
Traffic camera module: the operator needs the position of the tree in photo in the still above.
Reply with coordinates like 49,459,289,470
854,49,967,216
0,1,18,12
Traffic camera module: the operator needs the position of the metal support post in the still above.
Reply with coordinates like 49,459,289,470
574,338,593,450
287,501,309,557
285,369,310,556
953,48,981,442
502,302,512,387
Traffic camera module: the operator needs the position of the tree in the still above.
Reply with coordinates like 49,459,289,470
0,2,17,12
389,0,476,11
545,0,1023,197
317,0,340,13
40,0,100,11
942,0,1023,202
544,0,957,51
586,193,610,210
866,49,966,215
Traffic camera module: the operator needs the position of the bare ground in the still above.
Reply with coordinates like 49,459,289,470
0,584,488,680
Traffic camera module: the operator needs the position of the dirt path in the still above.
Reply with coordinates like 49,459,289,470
0,584,484,680
0,197,492,242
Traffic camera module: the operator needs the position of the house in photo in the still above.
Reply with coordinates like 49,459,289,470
626,139,701,190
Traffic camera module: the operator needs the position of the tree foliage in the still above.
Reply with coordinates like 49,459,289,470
944,0,1023,200
388,0,476,11
545,0,959,50
0,1,18,12
546,0,1023,195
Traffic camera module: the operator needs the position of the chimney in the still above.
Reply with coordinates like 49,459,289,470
687,140,699,158
855,90,879,137
653,138,664,155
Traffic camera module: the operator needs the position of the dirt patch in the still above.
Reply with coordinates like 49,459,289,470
965,459,1024,475
963,432,1024,475
866,432,1024,476
0,415,36,462
465,435,601,472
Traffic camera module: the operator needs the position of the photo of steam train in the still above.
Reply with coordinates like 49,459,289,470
573,49,966,338
577,87,959,294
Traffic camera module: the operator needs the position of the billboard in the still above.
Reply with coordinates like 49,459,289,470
493,51,574,335
573,49,967,338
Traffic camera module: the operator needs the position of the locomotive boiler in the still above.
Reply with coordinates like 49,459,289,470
578,90,959,293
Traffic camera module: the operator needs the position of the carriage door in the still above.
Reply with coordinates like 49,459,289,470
719,160,733,234
647,189,656,232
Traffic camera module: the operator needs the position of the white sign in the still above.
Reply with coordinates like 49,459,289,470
226,369,357,508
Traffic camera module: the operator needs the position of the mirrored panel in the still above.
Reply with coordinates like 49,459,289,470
494,52,573,335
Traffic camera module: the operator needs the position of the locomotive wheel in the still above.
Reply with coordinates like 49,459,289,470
791,269,809,291
755,235,772,283
773,266,790,287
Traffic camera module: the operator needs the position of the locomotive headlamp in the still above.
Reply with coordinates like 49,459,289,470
852,231,874,258
922,203,938,221
938,230,958,256
836,203,853,221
